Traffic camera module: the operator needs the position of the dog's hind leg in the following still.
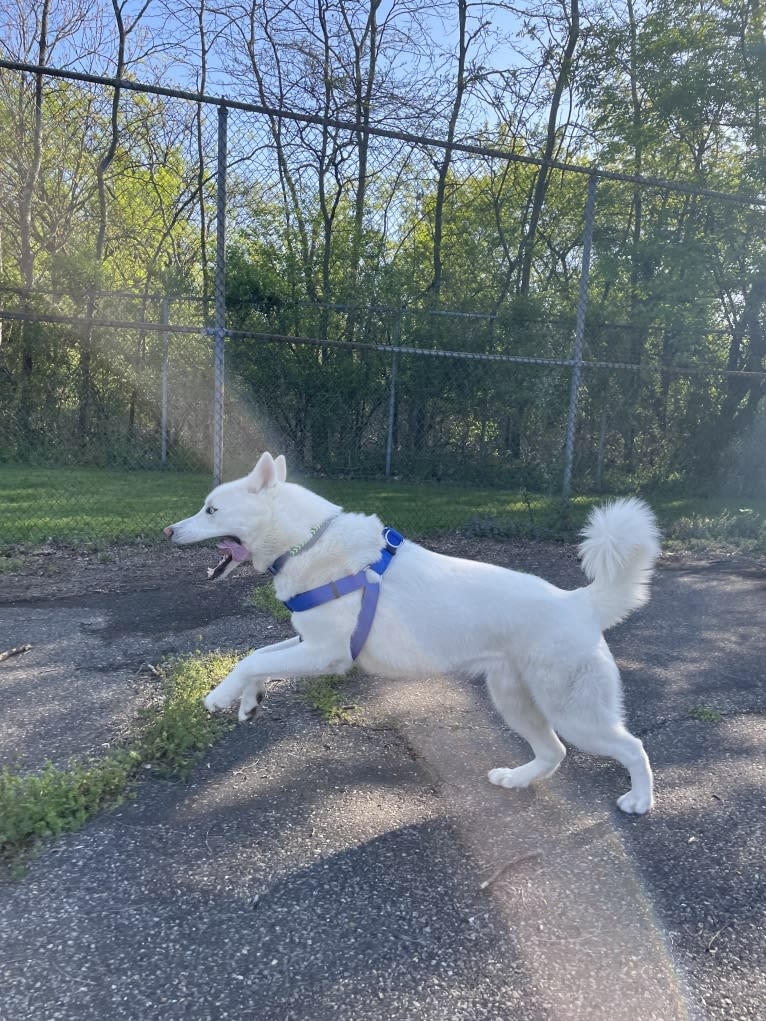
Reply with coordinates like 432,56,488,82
554,717,653,815
486,667,566,790
544,649,654,814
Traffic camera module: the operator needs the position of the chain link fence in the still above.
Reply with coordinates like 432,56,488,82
1,61,765,545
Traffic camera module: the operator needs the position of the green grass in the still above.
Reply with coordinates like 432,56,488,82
691,706,723,723
0,465,210,546
245,582,293,621
301,674,356,723
0,464,583,546
0,754,140,870
313,478,585,536
656,501,766,555
0,650,239,867
138,650,241,777
1,464,765,553
0,557,24,574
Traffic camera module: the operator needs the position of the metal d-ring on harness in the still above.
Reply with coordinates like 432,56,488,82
269,526,405,661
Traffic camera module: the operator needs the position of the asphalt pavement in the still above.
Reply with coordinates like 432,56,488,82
0,544,763,1021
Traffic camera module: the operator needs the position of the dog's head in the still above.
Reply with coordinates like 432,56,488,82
164,451,287,580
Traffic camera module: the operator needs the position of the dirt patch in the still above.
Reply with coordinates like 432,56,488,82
0,534,602,607
0,543,220,604
2,533,761,608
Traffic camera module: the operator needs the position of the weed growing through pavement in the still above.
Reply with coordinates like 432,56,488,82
0,650,239,868
0,754,138,864
691,706,723,723
139,650,241,777
300,674,357,724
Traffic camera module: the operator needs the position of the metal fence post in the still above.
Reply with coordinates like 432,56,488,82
562,173,598,501
213,103,228,486
595,404,607,491
385,310,401,478
160,295,169,465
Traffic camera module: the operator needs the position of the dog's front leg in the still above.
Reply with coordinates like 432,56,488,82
204,639,351,718
237,636,304,721
204,636,304,713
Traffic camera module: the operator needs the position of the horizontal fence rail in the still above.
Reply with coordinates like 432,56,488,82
1,307,763,379
3,58,766,208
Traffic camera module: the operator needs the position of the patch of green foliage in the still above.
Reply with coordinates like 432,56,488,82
0,651,238,867
0,555,24,574
300,674,356,724
245,583,293,621
139,650,240,778
0,754,139,865
312,478,595,538
691,707,723,723
661,506,766,555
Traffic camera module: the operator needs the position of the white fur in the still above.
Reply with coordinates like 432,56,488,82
166,452,661,814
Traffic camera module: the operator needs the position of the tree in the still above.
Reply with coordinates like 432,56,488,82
517,0,581,296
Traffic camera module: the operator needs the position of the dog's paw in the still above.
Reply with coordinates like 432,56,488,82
488,766,531,789
616,789,653,815
238,688,265,723
204,691,231,713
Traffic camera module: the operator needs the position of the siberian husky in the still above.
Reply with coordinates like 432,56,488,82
165,452,661,813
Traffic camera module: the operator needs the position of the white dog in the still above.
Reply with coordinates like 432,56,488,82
165,452,661,813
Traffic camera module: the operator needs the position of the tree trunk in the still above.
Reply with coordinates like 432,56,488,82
15,1,50,450
429,0,468,299
518,0,580,296
719,272,766,437
80,0,127,448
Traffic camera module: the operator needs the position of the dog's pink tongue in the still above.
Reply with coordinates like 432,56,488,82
216,539,250,561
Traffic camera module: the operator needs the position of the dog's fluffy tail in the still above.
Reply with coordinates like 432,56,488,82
579,497,661,631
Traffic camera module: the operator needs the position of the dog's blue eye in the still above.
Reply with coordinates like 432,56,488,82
206,506,216,515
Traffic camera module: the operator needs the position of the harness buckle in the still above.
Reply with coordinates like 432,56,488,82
383,527,404,553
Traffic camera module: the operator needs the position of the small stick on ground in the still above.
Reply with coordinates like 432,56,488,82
480,852,542,889
707,920,733,951
0,644,32,663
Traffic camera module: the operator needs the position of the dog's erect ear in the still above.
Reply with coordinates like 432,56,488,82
247,451,283,493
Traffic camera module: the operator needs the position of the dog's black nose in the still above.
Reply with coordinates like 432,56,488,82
164,526,174,538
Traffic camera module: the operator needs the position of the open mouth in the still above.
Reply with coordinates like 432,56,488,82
208,536,250,580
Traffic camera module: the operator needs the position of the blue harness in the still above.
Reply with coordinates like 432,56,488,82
269,526,405,661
